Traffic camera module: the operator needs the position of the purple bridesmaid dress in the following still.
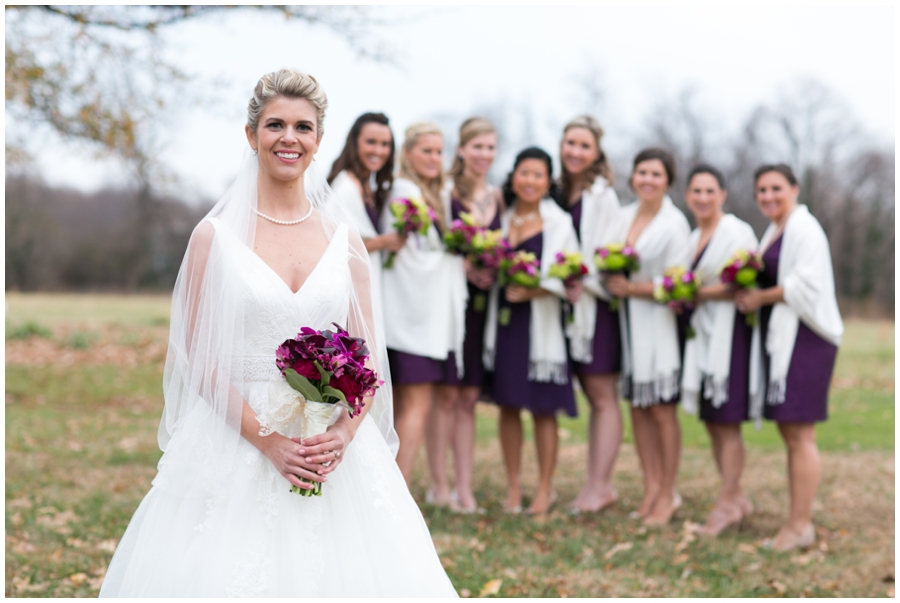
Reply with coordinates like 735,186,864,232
758,234,838,423
437,197,503,388
491,233,577,417
690,245,753,423
567,197,622,375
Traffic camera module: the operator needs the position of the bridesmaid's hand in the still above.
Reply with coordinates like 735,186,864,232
466,265,496,290
381,232,407,252
564,279,584,305
605,274,631,297
505,285,546,303
296,423,352,476
260,433,325,491
734,288,765,313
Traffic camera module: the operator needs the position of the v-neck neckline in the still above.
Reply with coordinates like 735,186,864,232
243,227,342,295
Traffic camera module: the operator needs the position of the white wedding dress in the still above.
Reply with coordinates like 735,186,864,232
100,220,457,597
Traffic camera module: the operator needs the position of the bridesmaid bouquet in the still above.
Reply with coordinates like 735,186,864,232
497,250,541,288
274,323,382,497
719,249,765,326
594,243,641,310
549,251,588,323
384,197,435,268
444,212,509,270
443,211,481,255
654,266,701,313
548,250,588,285
497,251,541,326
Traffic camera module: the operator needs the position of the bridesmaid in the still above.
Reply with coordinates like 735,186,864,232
605,148,691,526
483,147,581,516
381,122,468,488
679,164,758,536
557,115,624,514
327,113,406,319
426,117,502,512
735,164,842,551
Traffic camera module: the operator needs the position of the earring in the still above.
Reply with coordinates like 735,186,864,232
251,149,258,156
313,155,317,162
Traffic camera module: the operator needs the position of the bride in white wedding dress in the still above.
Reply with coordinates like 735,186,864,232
99,69,458,597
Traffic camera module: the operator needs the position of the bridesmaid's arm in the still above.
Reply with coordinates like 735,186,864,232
505,284,551,303
734,286,784,313
697,283,734,302
605,274,654,299
364,232,407,253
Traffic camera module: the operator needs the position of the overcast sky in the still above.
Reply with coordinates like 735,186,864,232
14,4,895,202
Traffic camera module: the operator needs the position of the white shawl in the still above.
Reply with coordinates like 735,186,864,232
681,214,758,416
379,178,467,375
483,199,580,384
568,177,623,362
330,170,385,334
618,196,692,406
750,204,843,406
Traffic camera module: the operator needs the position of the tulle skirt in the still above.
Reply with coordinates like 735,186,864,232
99,414,458,597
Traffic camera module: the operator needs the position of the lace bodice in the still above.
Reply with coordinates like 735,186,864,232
213,220,351,382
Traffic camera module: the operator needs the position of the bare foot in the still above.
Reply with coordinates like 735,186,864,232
737,495,754,516
631,489,660,519
527,489,557,515
503,486,522,514
425,487,451,507
569,486,618,514
643,492,682,526
696,501,743,537
770,523,815,551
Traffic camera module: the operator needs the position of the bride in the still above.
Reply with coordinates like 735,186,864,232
99,69,458,597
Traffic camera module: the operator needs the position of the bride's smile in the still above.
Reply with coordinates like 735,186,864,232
246,96,321,186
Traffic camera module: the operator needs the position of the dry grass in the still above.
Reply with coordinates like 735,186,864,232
4,300,895,597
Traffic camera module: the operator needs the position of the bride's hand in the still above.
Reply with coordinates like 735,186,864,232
260,433,325,491
296,423,352,476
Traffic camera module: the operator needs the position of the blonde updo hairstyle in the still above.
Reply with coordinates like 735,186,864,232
559,115,614,199
399,121,446,231
448,117,497,205
246,68,328,138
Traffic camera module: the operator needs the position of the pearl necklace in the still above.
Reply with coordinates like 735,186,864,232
510,210,538,227
256,203,313,225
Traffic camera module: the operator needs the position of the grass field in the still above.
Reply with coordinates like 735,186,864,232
5,293,895,597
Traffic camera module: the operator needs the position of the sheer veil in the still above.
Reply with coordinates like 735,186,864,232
156,149,398,500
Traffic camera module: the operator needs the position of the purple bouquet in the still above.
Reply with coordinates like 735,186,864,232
275,323,382,496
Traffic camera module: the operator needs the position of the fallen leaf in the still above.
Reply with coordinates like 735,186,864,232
467,537,486,552
883,574,895,583
582,547,594,558
680,568,692,580
532,532,546,542
49,548,63,561
10,512,23,526
70,573,89,586
738,543,758,554
769,580,786,594
791,554,812,566
97,539,119,553
747,562,762,572
604,542,633,560
818,541,829,553
117,436,139,452
673,553,690,564
459,588,471,598
479,578,502,597
502,568,517,579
